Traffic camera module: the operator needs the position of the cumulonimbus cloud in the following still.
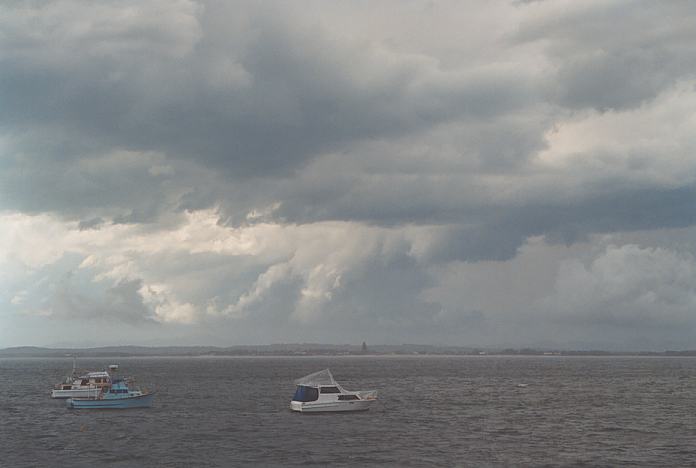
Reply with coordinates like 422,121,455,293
3,0,696,348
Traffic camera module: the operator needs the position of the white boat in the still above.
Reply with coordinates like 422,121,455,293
51,360,113,399
51,371,111,399
290,369,378,413
68,377,155,409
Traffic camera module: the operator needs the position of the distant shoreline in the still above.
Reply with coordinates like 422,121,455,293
3,345,696,358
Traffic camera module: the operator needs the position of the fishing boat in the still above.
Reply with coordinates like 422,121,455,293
67,377,155,409
290,369,377,413
51,358,112,399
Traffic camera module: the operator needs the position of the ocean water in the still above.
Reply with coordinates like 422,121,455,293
2,355,696,467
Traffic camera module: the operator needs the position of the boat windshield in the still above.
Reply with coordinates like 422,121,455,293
293,385,319,402
320,386,340,394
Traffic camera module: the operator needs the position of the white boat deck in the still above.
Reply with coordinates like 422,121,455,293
290,369,377,412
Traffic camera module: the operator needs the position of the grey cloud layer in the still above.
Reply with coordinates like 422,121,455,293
4,2,694,245
3,0,696,348
2,1,537,176
517,1,696,110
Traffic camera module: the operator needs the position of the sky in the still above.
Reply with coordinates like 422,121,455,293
2,0,696,350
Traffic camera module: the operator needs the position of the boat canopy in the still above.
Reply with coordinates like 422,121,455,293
294,369,336,387
292,385,319,402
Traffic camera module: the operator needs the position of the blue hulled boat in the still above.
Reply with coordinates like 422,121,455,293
67,378,154,409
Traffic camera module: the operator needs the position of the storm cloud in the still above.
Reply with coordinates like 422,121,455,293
2,0,696,349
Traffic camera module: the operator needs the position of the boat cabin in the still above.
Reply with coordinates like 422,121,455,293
290,369,377,412
99,378,144,399
66,374,154,408
58,371,111,390
292,384,363,402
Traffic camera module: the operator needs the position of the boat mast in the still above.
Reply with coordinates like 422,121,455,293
68,354,77,378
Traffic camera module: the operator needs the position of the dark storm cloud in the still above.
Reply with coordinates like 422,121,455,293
2,0,695,261
77,217,104,231
0,144,193,221
0,0,538,177
420,184,696,263
1,0,542,232
516,1,696,111
3,0,696,351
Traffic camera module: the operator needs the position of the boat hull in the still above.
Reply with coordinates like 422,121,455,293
68,392,155,409
51,388,101,399
290,399,375,413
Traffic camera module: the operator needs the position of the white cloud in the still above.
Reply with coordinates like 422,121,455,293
10,291,27,305
535,81,696,194
546,244,696,326
0,210,424,326
139,283,197,324
209,262,292,319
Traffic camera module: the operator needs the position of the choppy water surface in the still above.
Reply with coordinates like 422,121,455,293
2,356,696,466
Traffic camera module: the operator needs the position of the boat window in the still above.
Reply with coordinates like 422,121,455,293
293,385,319,402
320,386,340,394
80,379,88,385
338,394,359,401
